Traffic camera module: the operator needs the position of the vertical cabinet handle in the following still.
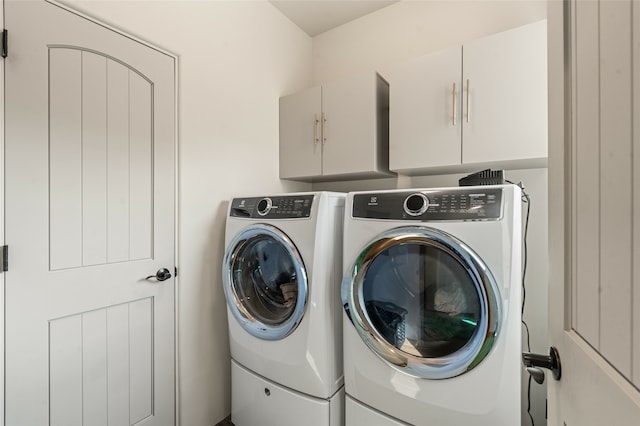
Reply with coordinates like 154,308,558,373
465,79,471,124
452,82,457,126
322,112,326,145
313,113,319,145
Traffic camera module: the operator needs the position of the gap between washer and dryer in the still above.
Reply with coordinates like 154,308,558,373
215,416,234,426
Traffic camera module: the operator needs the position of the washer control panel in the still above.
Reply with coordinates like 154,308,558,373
230,195,314,219
353,187,503,221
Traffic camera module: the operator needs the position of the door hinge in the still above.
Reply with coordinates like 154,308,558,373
2,30,7,58
0,245,8,272
174,266,178,278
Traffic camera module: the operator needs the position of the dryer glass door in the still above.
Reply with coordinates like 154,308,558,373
343,226,501,379
223,224,308,341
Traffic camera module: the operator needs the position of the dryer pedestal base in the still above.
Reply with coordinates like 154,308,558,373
346,394,407,426
231,359,344,426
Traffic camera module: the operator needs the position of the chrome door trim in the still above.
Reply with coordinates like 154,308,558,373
342,226,501,379
223,223,308,341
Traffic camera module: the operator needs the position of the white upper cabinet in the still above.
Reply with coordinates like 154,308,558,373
463,20,548,165
389,20,548,175
389,46,463,170
279,86,323,179
279,72,392,181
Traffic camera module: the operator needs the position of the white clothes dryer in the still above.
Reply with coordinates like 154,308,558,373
341,185,522,425
223,192,345,426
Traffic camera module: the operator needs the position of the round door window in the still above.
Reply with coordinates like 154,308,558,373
223,224,308,341
343,226,501,379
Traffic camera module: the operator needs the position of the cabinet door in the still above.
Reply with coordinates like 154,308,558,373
322,73,382,177
462,20,547,165
389,46,462,172
279,86,322,179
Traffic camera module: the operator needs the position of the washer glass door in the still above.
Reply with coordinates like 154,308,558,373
343,226,501,379
223,224,308,340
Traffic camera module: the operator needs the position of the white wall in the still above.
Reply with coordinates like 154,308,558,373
58,1,312,425
309,2,548,425
311,0,547,84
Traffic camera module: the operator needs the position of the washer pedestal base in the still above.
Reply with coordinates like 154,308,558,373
231,359,344,426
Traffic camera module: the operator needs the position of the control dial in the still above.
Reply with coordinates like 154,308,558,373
403,193,429,216
256,197,273,216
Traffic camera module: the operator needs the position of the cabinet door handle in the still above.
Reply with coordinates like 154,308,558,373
322,112,326,145
452,82,457,126
313,113,319,145
466,79,471,124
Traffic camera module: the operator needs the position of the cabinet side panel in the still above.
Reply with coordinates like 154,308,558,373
376,74,390,173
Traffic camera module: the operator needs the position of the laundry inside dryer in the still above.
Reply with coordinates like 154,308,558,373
362,241,482,358
231,234,300,323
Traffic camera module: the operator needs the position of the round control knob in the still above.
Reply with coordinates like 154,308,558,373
403,193,429,216
256,198,272,216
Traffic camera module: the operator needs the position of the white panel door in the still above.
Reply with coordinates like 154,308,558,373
4,1,176,425
547,1,640,424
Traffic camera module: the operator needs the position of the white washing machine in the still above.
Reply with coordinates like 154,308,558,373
341,185,522,425
223,191,346,426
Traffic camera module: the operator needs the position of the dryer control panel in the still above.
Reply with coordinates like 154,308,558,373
352,188,503,221
230,195,314,219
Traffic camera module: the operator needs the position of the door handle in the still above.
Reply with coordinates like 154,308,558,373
465,79,471,123
522,346,561,383
146,268,172,282
321,112,326,145
313,113,319,145
451,82,457,126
